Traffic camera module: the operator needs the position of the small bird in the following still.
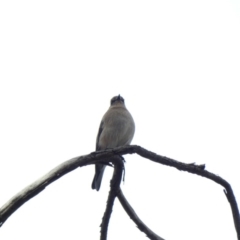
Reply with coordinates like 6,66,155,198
91,95,135,191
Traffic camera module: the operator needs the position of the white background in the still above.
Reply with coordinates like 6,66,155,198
0,1,240,239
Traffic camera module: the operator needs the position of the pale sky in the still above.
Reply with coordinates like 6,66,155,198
0,1,240,240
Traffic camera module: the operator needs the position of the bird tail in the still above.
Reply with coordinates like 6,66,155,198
91,164,106,191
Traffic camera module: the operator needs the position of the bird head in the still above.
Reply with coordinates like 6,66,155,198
110,95,125,106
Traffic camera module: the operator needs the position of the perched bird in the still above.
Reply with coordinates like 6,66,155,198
91,95,135,191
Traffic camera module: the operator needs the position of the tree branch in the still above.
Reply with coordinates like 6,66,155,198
0,153,104,227
117,189,165,240
100,156,124,240
117,145,240,239
0,145,239,240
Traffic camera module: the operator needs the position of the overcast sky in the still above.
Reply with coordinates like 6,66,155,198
0,1,240,240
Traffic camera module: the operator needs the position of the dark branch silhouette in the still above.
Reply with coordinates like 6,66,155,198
100,156,124,240
0,145,239,240
117,189,165,240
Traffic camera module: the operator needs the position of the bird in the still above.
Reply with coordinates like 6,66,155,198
91,95,135,191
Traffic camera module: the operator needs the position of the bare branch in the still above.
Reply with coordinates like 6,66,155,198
0,153,106,227
113,145,240,240
100,156,124,240
0,145,239,240
117,189,165,240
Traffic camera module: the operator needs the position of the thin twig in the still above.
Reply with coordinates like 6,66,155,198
117,189,165,240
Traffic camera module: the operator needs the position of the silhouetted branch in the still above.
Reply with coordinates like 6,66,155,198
0,153,107,227
113,145,240,240
0,145,239,240
117,189,165,240
100,156,124,240
95,145,240,239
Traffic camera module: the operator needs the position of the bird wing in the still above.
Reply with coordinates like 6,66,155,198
96,120,104,151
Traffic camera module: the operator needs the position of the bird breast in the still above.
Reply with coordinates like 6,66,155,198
98,108,135,149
